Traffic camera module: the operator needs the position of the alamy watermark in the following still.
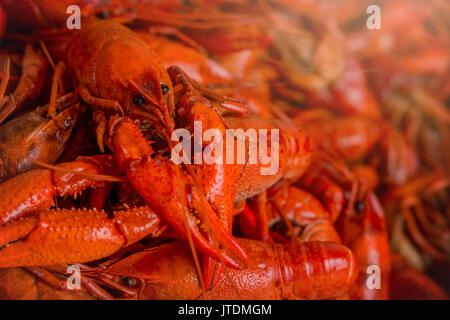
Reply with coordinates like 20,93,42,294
366,264,382,290
170,121,280,176
66,265,81,290
366,5,381,30
65,3,382,31
66,5,81,30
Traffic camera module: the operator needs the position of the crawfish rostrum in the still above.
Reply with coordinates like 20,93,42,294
0,0,448,300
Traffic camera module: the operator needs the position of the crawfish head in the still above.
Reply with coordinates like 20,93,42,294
0,104,79,182
67,20,176,128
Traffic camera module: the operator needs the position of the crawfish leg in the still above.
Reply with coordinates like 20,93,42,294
47,61,66,119
31,265,115,300
176,90,247,288
0,206,165,268
25,267,81,291
92,110,108,153
0,57,9,101
77,86,124,115
0,58,10,123
0,156,110,225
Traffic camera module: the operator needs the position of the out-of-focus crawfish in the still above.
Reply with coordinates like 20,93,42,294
291,107,419,185
285,107,380,222
0,3,5,42
3,0,270,55
0,0,132,30
137,31,233,86
291,109,381,163
383,173,450,268
342,0,449,76
390,253,448,300
293,149,390,300
247,50,392,298
303,56,381,119
0,44,50,124
339,0,450,171
129,0,271,55
237,184,341,244
377,85,450,171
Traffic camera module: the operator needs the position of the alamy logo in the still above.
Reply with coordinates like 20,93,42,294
170,121,280,176
66,5,81,30
66,265,81,290
366,5,381,30
366,265,381,289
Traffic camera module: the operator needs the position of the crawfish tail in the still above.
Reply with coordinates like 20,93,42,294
275,241,357,299
106,239,357,300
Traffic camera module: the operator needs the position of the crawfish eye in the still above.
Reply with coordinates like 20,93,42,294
96,11,110,19
162,151,170,158
355,200,365,212
122,277,138,288
133,94,146,106
161,84,170,95
182,0,194,7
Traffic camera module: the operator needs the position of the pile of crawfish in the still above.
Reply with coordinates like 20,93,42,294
0,0,448,300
